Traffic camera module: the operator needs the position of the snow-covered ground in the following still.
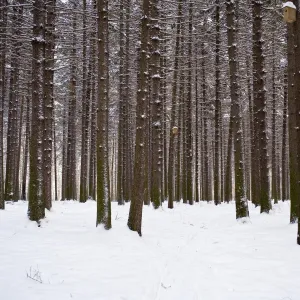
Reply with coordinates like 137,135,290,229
0,200,299,300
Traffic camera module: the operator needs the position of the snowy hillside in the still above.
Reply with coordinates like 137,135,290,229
0,201,299,300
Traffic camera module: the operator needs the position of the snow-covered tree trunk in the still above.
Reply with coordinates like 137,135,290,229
0,0,7,209
21,94,30,200
43,0,56,209
96,0,111,229
226,0,248,219
79,0,89,203
65,0,78,201
168,0,182,208
88,3,97,200
252,0,271,213
117,0,125,205
150,0,162,209
28,0,45,222
186,0,193,205
214,0,221,205
282,72,288,202
128,0,150,235
5,1,23,201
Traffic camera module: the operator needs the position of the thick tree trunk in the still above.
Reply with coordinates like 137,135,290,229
287,20,299,222
79,0,89,203
252,0,271,213
168,0,182,209
150,0,162,209
88,8,97,200
5,1,23,201
96,0,111,229
226,0,248,218
128,0,150,235
28,0,45,222
117,0,125,205
65,0,77,200
43,0,56,209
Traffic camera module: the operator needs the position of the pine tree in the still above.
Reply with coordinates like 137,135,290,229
28,0,46,222
96,0,111,229
128,0,150,235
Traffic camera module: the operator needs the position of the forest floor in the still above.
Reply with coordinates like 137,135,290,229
0,200,299,300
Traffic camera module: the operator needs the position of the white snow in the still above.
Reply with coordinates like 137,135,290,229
283,1,297,9
0,201,299,300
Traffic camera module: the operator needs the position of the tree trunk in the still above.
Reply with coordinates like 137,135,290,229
21,95,30,200
79,0,89,203
150,0,162,209
0,0,7,208
127,0,150,235
96,0,111,229
186,0,193,205
214,0,221,205
65,0,77,200
43,0,56,209
168,0,182,209
28,0,45,222
252,0,271,213
226,0,248,218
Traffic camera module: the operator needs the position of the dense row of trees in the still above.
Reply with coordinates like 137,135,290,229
0,0,299,243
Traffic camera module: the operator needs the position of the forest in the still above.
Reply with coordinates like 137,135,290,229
1,0,300,299
0,0,300,234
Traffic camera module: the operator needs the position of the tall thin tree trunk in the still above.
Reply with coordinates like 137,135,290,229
0,0,7,208
214,0,221,205
282,71,288,202
186,0,193,205
168,0,182,209
21,95,30,200
79,0,89,203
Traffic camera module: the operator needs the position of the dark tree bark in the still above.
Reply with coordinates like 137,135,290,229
271,32,278,204
186,0,193,205
28,0,45,222
0,0,7,208
117,0,125,205
202,41,209,201
252,0,271,213
150,0,162,209
282,71,288,202
79,0,89,203
291,0,300,245
214,0,221,205
43,0,56,209
65,0,77,200
168,0,182,209
5,0,23,201
128,0,150,235
96,0,111,229
21,94,30,200
88,6,97,200
226,0,248,218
